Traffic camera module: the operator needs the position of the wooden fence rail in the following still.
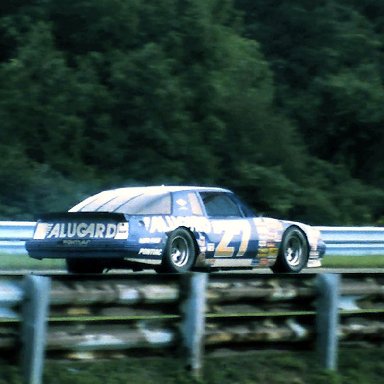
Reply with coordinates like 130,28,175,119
1,273,384,384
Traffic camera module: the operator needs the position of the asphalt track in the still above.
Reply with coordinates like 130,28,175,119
1,267,382,276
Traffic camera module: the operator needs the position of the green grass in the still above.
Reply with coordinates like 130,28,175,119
0,252,65,271
322,255,384,268
1,348,384,384
1,253,384,272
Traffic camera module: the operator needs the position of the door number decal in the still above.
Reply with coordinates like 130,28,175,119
214,222,251,258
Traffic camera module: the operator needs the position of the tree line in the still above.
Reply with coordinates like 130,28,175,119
1,0,384,225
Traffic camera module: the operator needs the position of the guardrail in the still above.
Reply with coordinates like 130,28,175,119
0,221,35,253
1,221,384,256
317,226,384,255
3,272,384,384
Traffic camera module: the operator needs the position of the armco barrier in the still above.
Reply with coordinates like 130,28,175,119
2,221,384,256
2,272,384,384
0,221,35,253
317,226,384,255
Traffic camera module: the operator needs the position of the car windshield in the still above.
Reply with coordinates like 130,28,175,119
70,190,172,215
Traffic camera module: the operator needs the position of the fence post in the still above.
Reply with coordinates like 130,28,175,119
21,275,51,384
179,272,207,378
316,273,340,371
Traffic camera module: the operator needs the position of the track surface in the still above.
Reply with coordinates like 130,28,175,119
0,267,382,276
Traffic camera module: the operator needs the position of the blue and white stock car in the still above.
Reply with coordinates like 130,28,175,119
26,186,325,274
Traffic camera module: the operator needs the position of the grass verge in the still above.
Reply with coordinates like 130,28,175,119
2,253,384,272
0,253,65,271
322,255,384,269
1,348,384,384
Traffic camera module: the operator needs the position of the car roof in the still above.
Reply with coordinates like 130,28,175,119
69,186,232,212
110,186,231,194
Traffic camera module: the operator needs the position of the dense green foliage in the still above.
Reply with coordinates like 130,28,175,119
1,0,384,224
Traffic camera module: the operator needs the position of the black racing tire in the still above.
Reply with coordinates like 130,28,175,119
271,227,309,273
66,258,105,274
160,228,196,273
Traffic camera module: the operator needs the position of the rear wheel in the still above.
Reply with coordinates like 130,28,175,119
271,227,308,273
160,228,196,273
66,258,105,274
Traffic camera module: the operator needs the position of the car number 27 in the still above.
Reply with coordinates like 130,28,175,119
213,220,252,258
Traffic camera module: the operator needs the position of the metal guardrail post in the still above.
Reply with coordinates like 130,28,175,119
179,272,208,378
22,275,51,384
316,273,340,371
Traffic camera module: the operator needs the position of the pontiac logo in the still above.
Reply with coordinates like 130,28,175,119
33,222,129,240
62,239,90,246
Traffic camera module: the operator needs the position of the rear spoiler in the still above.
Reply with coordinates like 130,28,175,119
35,211,128,221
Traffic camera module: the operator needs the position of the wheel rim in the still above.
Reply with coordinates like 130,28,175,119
170,236,190,267
285,236,302,267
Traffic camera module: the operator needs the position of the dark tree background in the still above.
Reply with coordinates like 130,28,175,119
1,0,384,225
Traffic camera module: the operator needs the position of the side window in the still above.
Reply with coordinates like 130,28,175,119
116,193,172,215
200,192,242,217
188,193,204,216
232,196,256,218
172,192,204,216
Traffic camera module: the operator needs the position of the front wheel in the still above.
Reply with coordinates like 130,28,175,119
160,228,196,273
271,227,308,273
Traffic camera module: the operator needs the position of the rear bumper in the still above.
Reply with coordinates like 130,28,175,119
26,240,162,263
27,248,128,260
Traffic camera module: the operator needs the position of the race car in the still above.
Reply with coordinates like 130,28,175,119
26,186,325,273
